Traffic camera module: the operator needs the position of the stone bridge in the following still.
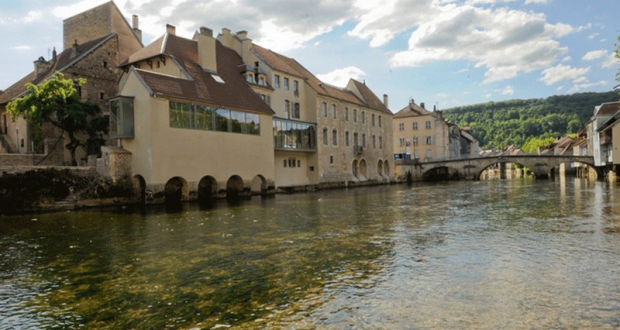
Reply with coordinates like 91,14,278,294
395,155,596,181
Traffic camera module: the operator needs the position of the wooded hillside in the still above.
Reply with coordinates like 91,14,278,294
441,91,619,148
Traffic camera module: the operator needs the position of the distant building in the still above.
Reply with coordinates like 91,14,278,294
393,100,451,161
586,101,620,167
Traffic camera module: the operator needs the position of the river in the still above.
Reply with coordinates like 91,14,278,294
2,177,620,329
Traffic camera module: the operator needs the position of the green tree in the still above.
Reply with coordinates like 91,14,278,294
7,73,108,165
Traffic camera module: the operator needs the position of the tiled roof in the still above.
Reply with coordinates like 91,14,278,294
393,103,433,118
121,35,165,66
252,44,390,113
350,79,390,114
594,101,620,116
131,34,274,115
0,34,115,105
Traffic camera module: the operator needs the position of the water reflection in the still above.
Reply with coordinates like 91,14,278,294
2,180,620,329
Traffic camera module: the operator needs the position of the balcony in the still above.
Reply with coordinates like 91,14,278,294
273,117,316,152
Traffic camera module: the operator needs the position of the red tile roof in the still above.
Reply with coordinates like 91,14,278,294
129,34,274,115
252,44,390,114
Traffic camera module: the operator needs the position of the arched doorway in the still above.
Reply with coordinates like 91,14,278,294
359,159,367,181
133,175,146,204
251,175,267,195
352,159,359,180
198,176,217,202
165,176,188,204
226,175,244,199
377,160,384,177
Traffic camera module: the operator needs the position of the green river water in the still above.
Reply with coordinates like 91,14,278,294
2,177,620,329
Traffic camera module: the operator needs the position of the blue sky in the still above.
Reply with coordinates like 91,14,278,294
1,0,619,111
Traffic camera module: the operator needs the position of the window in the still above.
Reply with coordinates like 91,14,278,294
284,77,289,90
323,128,328,145
425,136,432,144
345,131,350,146
297,159,301,167
413,137,418,145
258,76,265,86
273,118,316,150
378,116,382,127
332,129,337,145
331,104,337,118
330,155,334,164
362,134,366,148
362,111,366,124
353,109,357,122
288,159,295,167
344,107,349,121
246,74,254,84
354,132,359,146
293,103,300,119
167,101,258,135
293,80,299,95
399,138,405,147
322,102,327,117
169,101,191,129
399,123,404,131
379,136,382,149
413,122,418,130
426,120,431,129
285,100,290,118
283,159,287,167
102,61,107,68
372,135,376,148
274,75,280,88
372,114,375,126
426,150,432,159
99,92,105,100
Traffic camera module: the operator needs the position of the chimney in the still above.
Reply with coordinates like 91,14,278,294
420,102,425,109
194,26,217,73
237,30,252,63
166,24,176,35
383,94,388,109
52,47,57,62
33,56,48,76
70,40,79,59
132,15,142,42
437,110,442,119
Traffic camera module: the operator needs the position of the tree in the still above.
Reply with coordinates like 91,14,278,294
7,73,108,165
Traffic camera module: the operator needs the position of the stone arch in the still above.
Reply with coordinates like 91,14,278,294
556,160,598,180
251,175,267,195
165,176,189,204
359,159,368,181
352,159,359,180
226,175,245,199
377,160,384,176
198,175,217,202
132,174,146,204
423,166,462,181
476,160,532,180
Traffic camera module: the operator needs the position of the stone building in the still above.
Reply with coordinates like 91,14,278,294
393,100,451,161
217,29,394,189
111,25,276,202
0,1,142,164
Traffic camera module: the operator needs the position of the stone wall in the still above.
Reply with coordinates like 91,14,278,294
99,146,132,181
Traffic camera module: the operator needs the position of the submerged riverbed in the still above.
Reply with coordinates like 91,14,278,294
2,178,620,329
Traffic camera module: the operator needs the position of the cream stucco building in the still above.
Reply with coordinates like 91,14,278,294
112,25,275,201
218,29,394,189
393,101,451,161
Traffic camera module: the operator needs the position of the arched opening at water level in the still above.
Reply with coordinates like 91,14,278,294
251,175,267,195
165,176,189,205
478,161,533,180
226,175,245,200
132,175,146,204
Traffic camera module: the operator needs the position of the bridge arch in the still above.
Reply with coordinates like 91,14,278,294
422,165,462,181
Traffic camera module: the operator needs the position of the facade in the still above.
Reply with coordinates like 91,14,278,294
217,29,394,189
393,100,450,161
0,1,143,163
587,101,620,167
113,25,275,200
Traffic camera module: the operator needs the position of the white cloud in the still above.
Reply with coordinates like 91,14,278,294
23,11,42,23
587,33,599,40
568,78,608,93
582,50,607,61
524,0,552,4
540,64,590,85
386,4,572,83
484,93,492,98
316,66,366,87
436,92,448,99
602,53,618,68
562,56,571,62
13,45,33,51
501,85,514,95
